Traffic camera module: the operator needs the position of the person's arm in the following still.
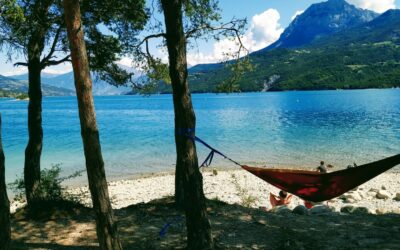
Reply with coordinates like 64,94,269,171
270,192,278,199
284,195,293,204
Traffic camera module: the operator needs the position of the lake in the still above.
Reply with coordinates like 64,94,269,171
1,89,400,184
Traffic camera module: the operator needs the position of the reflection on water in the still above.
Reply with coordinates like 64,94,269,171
1,89,399,182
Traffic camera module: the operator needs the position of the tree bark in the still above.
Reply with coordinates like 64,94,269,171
24,28,46,205
0,114,11,249
63,1,122,249
161,0,214,249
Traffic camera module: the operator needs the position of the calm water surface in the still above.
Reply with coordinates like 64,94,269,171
1,89,399,183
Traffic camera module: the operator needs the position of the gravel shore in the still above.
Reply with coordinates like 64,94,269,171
62,168,400,214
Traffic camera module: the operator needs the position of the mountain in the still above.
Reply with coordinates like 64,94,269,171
8,71,131,96
258,0,378,52
188,62,224,73
9,72,60,81
0,74,75,96
168,7,400,93
311,9,400,47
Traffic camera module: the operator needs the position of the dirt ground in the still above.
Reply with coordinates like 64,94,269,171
10,198,400,250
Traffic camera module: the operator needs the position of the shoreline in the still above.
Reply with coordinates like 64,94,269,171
33,167,398,216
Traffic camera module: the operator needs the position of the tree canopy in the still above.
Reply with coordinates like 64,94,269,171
130,0,251,93
0,0,148,84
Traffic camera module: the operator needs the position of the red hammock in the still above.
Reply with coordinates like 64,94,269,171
192,135,400,202
242,154,400,202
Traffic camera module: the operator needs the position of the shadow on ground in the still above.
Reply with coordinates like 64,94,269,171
11,198,400,249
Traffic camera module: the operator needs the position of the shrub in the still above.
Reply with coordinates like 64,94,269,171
230,173,258,208
9,164,84,203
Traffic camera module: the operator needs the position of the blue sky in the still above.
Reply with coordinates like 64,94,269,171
1,0,399,76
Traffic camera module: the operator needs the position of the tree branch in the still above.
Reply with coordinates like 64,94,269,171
42,55,71,67
135,33,167,70
41,25,62,65
137,33,166,48
14,62,29,67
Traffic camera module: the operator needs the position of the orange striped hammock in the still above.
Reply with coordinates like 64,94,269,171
241,154,400,202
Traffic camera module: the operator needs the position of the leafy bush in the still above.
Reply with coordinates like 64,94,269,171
230,173,258,208
9,164,84,203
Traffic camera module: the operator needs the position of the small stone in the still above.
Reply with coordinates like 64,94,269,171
270,205,292,214
292,205,308,215
394,193,400,201
376,190,391,199
391,208,400,214
343,198,356,204
256,219,267,225
376,208,388,215
367,191,377,197
239,214,252,221
353,207,370,214
381,185,387,190
369,188,379,192
340,205,355,214
309,205,334,214
212,169,218,176
343,192,362,201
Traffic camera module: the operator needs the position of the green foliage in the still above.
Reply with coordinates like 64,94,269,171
135,0,249,94
15,93,28,100
164,42,400,92
217,56,254,92
0,90,28,99
0,0,148,86
230,173,258,208
0,90,16,98
9,164,84,203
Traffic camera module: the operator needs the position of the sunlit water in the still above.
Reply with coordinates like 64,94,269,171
1,89,399,184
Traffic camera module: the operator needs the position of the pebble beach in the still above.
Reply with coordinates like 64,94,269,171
9,167,400,249
58,168,400,215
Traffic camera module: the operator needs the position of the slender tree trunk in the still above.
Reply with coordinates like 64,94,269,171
161,0,213,249
0,114,11,249
63,1,122,249
24,33,45,205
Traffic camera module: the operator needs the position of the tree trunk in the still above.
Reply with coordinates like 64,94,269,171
24,32,45,205
0,114,11,249
63,1,122,249
161,0,213,249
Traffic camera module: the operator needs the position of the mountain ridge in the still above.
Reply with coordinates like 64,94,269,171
6,71,131,96
258,0,378,52
0,74,75,96
172,6,400,93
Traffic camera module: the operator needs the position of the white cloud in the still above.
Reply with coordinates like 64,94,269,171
42,64,72,75
2,67,28,76
187,8,283,66
117,57,134,67
248,9,284,50
347,0,396,13
2,63,72,76
291,10,304,20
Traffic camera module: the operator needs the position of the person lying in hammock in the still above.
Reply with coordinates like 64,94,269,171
269,190,292,208
316,161,334,173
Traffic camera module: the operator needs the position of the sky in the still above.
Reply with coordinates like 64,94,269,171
0,0,399,76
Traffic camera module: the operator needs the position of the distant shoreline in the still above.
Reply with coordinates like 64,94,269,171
2,86,398,98
131,86,400,95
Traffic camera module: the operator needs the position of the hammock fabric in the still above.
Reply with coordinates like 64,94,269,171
242,154,400,202
190,135,400,202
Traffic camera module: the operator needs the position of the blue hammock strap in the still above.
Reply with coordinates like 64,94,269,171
159,215,184,239
176,128,243,168
200,150,215,168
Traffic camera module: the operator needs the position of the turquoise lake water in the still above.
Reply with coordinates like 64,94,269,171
1,89,400,183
